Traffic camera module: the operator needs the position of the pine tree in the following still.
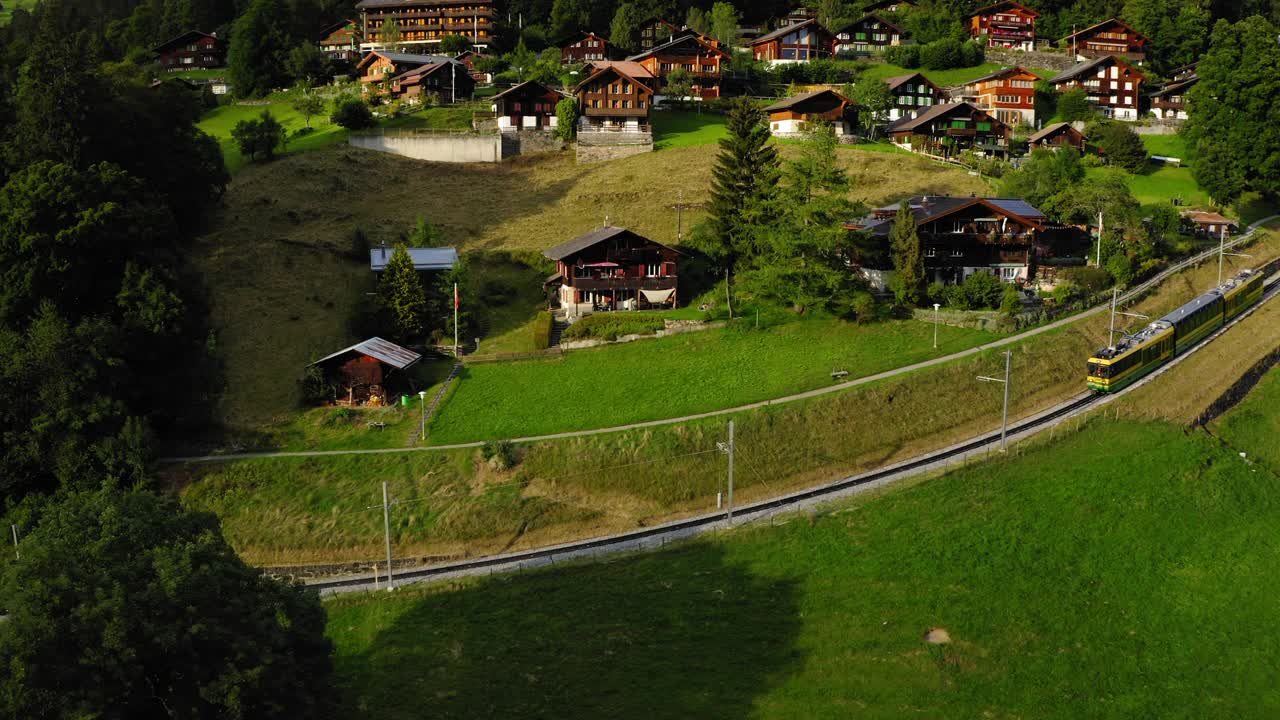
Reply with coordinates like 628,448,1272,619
379,245,429,342
890,200,925,307
610,1,645,51
702,96,780,273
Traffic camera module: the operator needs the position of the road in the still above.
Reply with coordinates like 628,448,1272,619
308,270,1280,595
164,216,1278,464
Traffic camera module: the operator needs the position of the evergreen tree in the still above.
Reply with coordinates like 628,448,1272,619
228,0,293,97
610,1,645,51
550,0,590,40
890,200,925,307
0,486,335,718
1089,121,1147,172
700,96,779,274
1184,15,1280,204
555,97,578,140
708,2,740,49
6,5,96,169
378,245,429,342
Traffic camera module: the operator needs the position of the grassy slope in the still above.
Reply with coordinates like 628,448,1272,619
1141,133,1188,159
1214,365,1280,474
325,410,1280,719
429,318,999,442
858,62,1058,86
197,144,988,430
1088,165,1208,208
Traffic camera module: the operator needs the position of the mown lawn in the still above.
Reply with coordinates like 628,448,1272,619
652,110,728,150
428,317,1000,442
1141,133,1189,159
1214,365,1280,474
326,410,1280,719
856,62,1058,86
1089,165,1209,207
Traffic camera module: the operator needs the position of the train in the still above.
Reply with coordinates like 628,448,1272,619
1087,268,1265,393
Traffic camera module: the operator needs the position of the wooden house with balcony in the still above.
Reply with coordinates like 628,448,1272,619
356,0,497,51
388,58,474,101
834,14,905,56
319,19,362,65
626,31,730,99
965,1,1038,52
1027,122,1085,152
491,81,564,131
1062,19,1149,62
638,17,680,51
960,65,1039,127
846,196,1049,284
543,226,680,314
1147,72,1196,120
357,51,453,86
751,19,836,65
1050,54,1145,121
764,89,856,138
887,102,1011,157
883,72,946,121
153,31,226,71
574,63,654,131
561,32,621,63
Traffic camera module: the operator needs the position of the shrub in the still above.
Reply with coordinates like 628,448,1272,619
1052,281,1081,305
330,97,376,129
1000,284,1022,315
481,439,517,470
926,281,946,306
852,292,877,323
961,271,1004,310
1058,265,1111,293
300,365,333,404
883,44,920,68
561,313,665,341
531,311,553,350
1056,88,1094,122
231,110,286,161
1106,252,1136,285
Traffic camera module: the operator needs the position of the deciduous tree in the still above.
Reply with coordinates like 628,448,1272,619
231,109,286,160
610,1,645,51
851,78,893,137
1089,121,1147,172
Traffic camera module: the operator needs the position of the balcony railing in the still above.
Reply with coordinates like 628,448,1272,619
567,276,677,291
581,108,650,118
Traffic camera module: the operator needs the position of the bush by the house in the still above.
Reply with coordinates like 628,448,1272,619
330,97,376,130
883,39,983,70
1058,265,1112,293
562,313,665,341
531,311,554,349
944,271,1005,310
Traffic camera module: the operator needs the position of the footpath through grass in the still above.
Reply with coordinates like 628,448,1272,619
428,316,1000,442
326,408,1280,719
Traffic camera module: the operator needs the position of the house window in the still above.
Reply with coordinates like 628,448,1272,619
574,266,590,279
646,263,661,277
925,246,938,257
950,120,967,129
702,65,715,73
1000,267,1019,280
951,248,964,257
513,102,522,111
977,121,992,131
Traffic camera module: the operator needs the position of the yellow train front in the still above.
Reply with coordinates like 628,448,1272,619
1087,269,1264,394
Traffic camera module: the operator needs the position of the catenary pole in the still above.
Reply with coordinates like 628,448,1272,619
382,482,395,589
727,420,735,522
1000,350,1011,452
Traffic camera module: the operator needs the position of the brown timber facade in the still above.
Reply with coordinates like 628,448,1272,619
544,227,680,314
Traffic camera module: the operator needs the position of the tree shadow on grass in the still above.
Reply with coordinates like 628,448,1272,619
335,541,803,719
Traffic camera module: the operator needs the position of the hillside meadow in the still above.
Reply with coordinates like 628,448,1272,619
325,405,1280,719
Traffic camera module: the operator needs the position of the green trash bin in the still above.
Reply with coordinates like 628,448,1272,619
400,394,411,407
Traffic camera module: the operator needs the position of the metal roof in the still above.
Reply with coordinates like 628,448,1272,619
543,226,633,261
370,246,459,272
752,19,825,45
311,337,422,370
1161,290,1222,327
763,89,849,113
1027,122,1079,143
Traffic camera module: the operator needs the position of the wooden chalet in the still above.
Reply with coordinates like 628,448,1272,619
1062,18,1149,62
847,196,1049,284
961,65,1038,127
751,19,836,65
561,32,620,63
638,17,679,51
887,102,1011,157
319,19,362,64
574,63,655,131
1050,55,1145,121
454,50,492,83
965,1,1039,52
862,0,916,12
356,0,497,51
310,337,422,406
153,30,226,71
543,226,680,314
357,50,454,85
883,72,945,122
626,31,730,100
1147,73,1196,121
1183,211,1237,239
834,14,905,55
1027,122,1085,152
763,89,856,137
491,81,564,131
390,59,474,102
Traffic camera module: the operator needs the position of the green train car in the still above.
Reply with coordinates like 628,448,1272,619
1087,269,1264,393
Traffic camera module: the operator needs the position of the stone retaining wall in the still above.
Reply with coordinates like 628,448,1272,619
986,48,1079,72
349,132,502,163
559,319,722,350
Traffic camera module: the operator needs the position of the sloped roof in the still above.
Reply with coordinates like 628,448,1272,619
887,101,1003,133
392,59,467,84
318,19,359,41
763,89,851,113
1183,211,1234,225
1027,122,1081,143
543,226,680,261
369,247,459,272
152,30,221,54
965,65,1037,85
1061,17,1146,43
850,196,1047,235
863,0,916,10
1051,54,1144,84
627,32,730,62
490,80,566,102
1148,75,1197,98
835,13,905,35
358,51,455,72
311,338,422,370
587,60,656,79
575,63,655,94
883,72,941,93
965,0,1040,19
752,18,829,46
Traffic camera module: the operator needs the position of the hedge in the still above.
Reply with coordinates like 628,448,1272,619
561,313,665,342
531,311,553,350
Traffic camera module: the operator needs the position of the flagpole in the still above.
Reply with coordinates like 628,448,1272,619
454,282,459,358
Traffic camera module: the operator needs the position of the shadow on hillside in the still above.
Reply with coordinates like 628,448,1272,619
338,542,804,719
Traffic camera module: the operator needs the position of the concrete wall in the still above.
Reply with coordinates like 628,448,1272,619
575,130,654,163
501,130,564,157
349,132,502,163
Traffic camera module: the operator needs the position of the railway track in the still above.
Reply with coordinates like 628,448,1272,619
310,274,1280,596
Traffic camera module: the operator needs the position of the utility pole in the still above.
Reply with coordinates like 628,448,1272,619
977,351,1012,453
676,191,684,243
1108,289,1149,349
10,525,18,560
727,420,735,521
1218,227,1251,286
454,282,460,359
451,61,456,104
1095,209,1104,268
382,482,395,590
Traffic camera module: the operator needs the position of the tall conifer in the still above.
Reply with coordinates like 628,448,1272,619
705,96,779,273
379,245,429,342
890,200,925,307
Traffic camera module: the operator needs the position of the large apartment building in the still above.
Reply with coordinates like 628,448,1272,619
356,0,497,51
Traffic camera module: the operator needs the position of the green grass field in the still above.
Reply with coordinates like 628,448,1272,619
428,317,999,443
1214,365,1280,474
652,110,728,150
856,62,1057,87
1140,133,1189,159
1088,165,1209,208
325,404,1280,718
